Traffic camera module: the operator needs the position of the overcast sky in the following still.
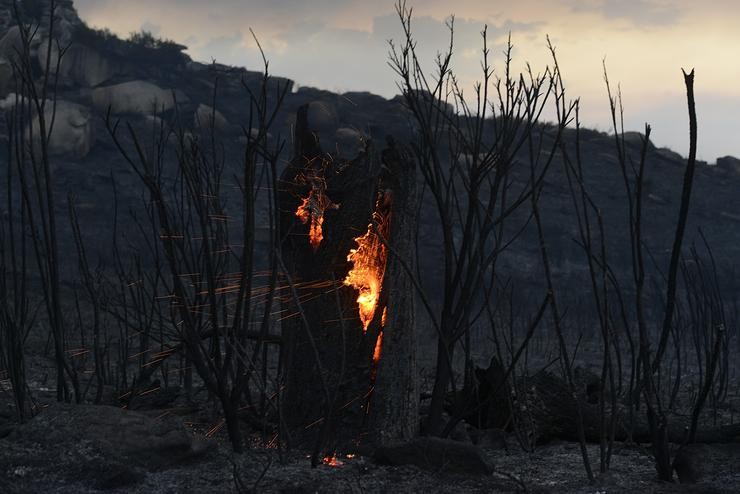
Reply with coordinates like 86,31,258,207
74,0,740,161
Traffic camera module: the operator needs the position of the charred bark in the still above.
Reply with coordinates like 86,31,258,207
279,105,417,450
367,138,419,446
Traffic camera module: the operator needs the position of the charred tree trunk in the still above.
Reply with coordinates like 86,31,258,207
279,105,417,451
367,138,419,446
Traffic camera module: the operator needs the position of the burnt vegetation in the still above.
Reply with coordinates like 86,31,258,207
1,0,739,492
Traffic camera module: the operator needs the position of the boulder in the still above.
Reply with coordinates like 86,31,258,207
374,437,493,475
28,100,94,158
91,80,175,115
38,40,113,87
331,127,365,157
194,103,228,131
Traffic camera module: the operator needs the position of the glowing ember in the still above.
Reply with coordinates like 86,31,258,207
295,192,324,250
295,175,338,251
372,331,383,364
323,454,343,467
343,192,391,332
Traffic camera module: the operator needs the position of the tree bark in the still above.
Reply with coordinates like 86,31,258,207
367,138,419,446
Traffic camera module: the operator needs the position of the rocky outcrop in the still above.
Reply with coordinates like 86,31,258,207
39,0,82,46
0,0,82,45
38,40,113,87
1,1,94,91
91,80,175,115
654,147,683,163
717,155,740,173
621,131,654,149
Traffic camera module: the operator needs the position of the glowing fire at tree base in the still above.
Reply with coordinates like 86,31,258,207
323,454,343,467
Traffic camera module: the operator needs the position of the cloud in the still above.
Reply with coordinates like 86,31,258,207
198,32,247,65
568,0,684,26
179,11,533,97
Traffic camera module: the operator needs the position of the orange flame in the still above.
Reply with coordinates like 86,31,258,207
295,178,338,251
373,309,387,365
344,192,391,332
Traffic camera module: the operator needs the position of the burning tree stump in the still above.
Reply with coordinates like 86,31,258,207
278,105,418,451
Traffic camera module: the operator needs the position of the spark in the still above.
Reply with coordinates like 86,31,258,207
142,358,165,368
128,349,151,360
207,214,230,222
138,385,161,397
205,419,225,438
